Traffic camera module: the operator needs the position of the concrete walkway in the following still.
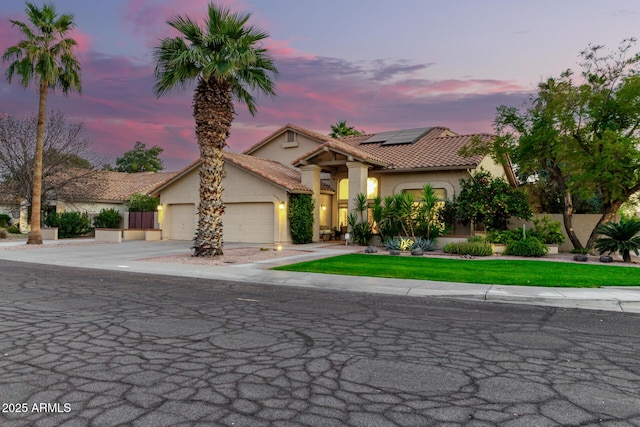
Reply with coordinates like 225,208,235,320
1,237,640,313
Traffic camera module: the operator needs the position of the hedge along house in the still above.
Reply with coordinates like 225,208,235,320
150,123,516,244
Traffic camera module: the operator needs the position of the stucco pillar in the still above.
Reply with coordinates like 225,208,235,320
300,164,322,242
346,161,369,219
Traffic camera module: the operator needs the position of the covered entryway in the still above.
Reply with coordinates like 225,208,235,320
224,202,274,243
168,203,196,240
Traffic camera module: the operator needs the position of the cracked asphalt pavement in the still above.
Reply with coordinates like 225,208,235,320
1,259,640,426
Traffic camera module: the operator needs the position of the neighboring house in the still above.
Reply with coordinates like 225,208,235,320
0,185,21,227
151,124,516,244
0,170,177,232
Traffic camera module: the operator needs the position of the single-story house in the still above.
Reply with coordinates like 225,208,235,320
150,123,516,244
0,170,177,231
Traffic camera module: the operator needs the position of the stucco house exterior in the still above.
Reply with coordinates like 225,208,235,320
150,123,516,244
0,170,177,232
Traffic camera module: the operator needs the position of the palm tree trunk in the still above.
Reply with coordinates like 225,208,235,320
27,82,48,245
192,77,234,257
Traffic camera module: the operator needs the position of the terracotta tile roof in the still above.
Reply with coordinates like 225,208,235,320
243,123,333,155
151,152,334,195
0,170,178,204
339,128,488,170
62,170,179,202
292,138,389,167
225,151,335,193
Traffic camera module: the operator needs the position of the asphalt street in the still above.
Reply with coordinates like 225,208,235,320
1,260,640,426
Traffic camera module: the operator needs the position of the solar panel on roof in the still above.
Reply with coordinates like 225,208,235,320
361,130,399,144
381,127,432,145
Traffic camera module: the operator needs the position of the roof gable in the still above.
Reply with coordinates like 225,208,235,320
151,151,334,196
243,123,333,156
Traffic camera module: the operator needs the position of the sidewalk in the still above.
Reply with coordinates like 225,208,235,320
1,238,640,313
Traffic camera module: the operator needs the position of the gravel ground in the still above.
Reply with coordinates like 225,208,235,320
139,247,310,266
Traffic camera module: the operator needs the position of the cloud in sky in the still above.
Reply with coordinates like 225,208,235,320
0,4,532,171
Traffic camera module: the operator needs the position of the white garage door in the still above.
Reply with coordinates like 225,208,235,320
224,203,274,243
169,203,196,240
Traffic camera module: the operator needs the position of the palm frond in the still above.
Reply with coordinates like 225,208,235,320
3,2,81,92
153,2,278,113
595,219,640,261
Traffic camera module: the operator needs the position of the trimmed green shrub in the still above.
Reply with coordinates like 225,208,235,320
532,215,566,245
487,218,565,246
0,213,11,228
487,229,522,244
504,236,549,257
127,194,159,212
288,194,314,244
443,241,493,256
44,211,92,238
7,225,19,234
93,208,122,229
467,235,487,243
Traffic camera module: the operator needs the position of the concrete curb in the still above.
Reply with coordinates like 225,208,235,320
1,239,640,313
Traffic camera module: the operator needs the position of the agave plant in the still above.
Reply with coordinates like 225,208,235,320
595,219,640,263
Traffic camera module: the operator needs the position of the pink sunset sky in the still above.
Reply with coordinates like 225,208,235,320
1,0,638,170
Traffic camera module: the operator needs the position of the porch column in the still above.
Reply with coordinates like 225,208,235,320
300,164,322,242
346,161,369,220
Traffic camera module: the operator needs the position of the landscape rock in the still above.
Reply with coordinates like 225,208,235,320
599,255,613,263
411,248,424,256
389,249,400,256
573,254,588,262
365,246,378,254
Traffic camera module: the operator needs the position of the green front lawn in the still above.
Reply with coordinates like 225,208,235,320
273,254,640,287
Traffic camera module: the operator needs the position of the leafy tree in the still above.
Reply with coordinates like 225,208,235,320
456,169,531,231
462,39,640,249
2,2,82,244
154,4,278,257
113,141,164,173
595,218,640,263
330,120,364,138
0,112,97,209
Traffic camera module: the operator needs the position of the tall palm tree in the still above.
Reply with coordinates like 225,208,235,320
154,3,278,257
3,2,81,245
